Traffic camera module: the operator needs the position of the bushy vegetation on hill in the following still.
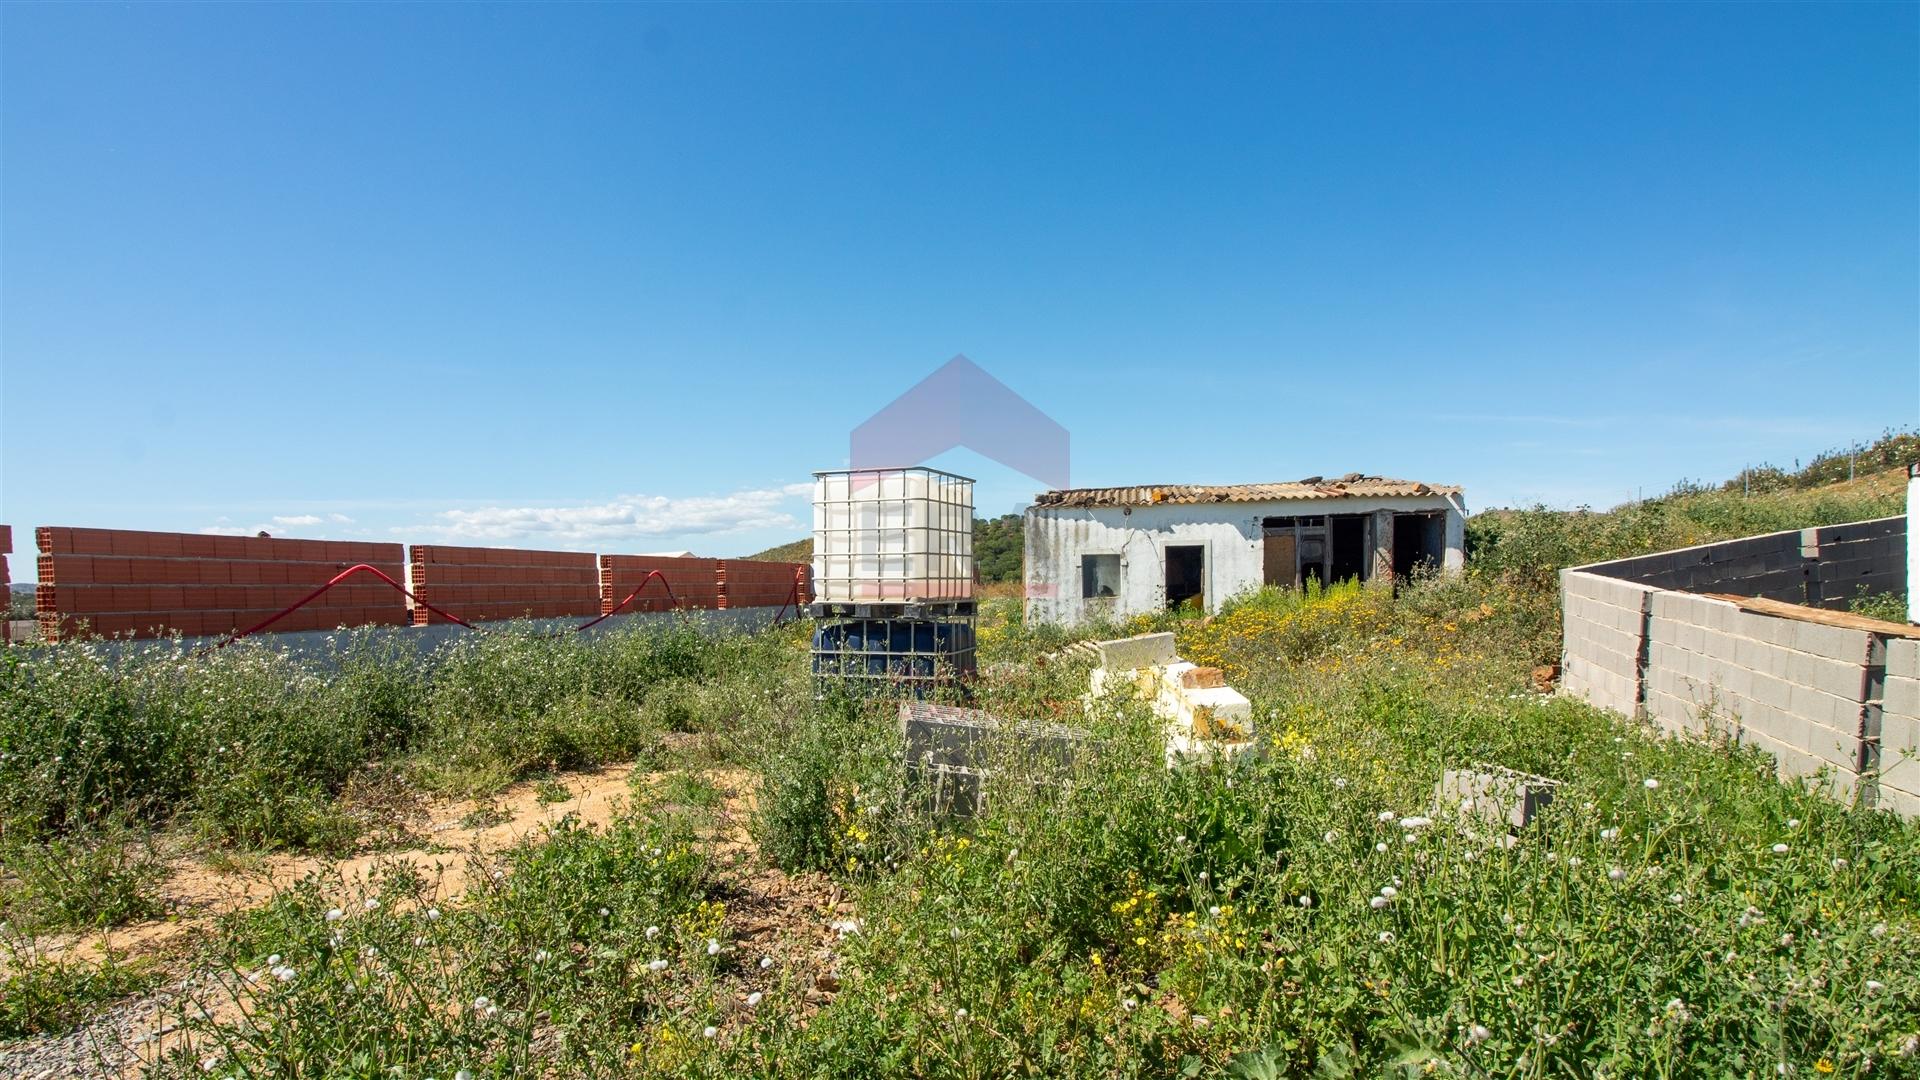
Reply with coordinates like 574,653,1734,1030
974,513,1024,584
1468,429,1913,589
741,537,810,564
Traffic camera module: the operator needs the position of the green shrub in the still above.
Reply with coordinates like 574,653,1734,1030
0,817,165,931
0,948,160,1039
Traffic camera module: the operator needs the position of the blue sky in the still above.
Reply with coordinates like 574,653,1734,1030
2,3,1915,578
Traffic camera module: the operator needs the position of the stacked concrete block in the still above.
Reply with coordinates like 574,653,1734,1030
599,555,721,614
1805,518,1907,610
34,527,407,641
1559,570,1654,716
1572,515,1906,610
1882,639,1920,818
410,545,602,624
1085,632,1256,762
716,560,812,609
1578,530,1809,601
1642,589,1873,800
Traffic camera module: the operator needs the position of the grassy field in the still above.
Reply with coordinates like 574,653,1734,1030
1,441,1916,1077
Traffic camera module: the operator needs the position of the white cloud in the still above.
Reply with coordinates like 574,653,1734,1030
410,487,804,545
200,512,355,536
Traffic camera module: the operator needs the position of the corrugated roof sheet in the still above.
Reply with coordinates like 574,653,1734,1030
1032,476,1462,508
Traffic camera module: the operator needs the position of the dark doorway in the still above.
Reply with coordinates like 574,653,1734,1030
1329,515,1367,583
1165,545,1205,610
1393,512,1445,579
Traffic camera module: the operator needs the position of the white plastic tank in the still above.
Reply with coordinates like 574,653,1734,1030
813,467,975,602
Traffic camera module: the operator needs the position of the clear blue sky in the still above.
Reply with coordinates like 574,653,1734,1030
3,3,1915,578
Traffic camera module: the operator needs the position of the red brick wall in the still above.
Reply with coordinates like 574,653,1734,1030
411,545,601,624
599,555,722,614
35,528,406,641
717,560,812,609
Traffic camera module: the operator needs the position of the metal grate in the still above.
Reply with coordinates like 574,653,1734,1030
810,614,977,698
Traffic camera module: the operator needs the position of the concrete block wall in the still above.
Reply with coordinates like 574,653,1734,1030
600,555,722,614
1576,515,1905,610
35,527,408,641
1805,518,1907,608
411,545,601,624
1564,516,1917,814
1559,570,1654,716
1642,590,1872,799
1882,639,1920,818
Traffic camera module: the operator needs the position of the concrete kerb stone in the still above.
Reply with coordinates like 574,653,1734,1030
1091,632,1176,672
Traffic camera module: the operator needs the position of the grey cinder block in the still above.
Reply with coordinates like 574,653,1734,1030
1438,765,1561,831
900,700,1089,818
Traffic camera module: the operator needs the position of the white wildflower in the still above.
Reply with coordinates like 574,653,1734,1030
325,908,344,922
363,898,380,911
648,959,668,972
645,925,661,939
1399,816,1432,829
1608,868,1626,882
1298,895,1313,908
702,1026,718,1039
1377,931,1395,943
746,991,764,1006
1380,886,1398,899
1772,843,1789,854
1370,896,1390,910
1467,1023,1491,1044
1375,842,1389,853
426,908,441,921
1377,811,1395,823
760,956,774,969
1643,778,1659,790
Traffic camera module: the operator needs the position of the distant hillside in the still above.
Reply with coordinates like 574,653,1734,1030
745,538,812,563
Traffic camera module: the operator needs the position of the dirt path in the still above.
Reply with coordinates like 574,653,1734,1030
4,760,855,1078
19,763,644,973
